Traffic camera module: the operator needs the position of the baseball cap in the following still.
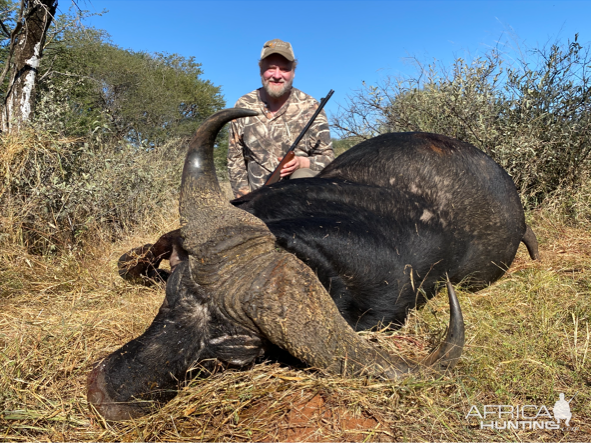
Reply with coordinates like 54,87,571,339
260,39,295,61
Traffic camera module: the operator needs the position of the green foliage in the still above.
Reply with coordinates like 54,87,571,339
0,4,229,254
332,137,361,156
0,0,21,95
334,36,591,209
0,0,18,46
34,25,225,146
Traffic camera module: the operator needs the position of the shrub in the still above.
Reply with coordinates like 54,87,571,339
0,130,186,254
333,36,591,209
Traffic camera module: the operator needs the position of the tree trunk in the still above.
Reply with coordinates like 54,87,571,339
1,0,57,133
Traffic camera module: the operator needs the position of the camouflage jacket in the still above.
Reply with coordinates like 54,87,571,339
228,88,334,195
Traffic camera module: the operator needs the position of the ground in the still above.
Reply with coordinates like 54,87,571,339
0,207,590,442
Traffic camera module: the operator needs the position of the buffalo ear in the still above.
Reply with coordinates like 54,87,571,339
118,244,170,285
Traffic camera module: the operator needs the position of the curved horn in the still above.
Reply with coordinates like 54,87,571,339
243,255,465,380
421,275,465,370
178,108,262,257
179,108,258,220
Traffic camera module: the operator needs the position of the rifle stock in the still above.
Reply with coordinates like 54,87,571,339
264,89,334,186
264,151,295,186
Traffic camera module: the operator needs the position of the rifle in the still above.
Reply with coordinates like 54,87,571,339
264,89,334,186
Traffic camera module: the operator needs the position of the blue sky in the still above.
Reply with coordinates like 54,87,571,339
78,1,590,119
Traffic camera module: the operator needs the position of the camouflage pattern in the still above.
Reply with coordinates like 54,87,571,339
228,88,334,195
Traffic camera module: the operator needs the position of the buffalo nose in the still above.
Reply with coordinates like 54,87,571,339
87,361,146,421
87,362,108,414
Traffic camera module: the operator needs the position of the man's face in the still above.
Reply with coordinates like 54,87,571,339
260,54,295,99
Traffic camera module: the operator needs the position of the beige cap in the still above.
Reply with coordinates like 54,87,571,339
260,39,295,61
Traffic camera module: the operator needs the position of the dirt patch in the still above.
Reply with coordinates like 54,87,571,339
265,393,382,442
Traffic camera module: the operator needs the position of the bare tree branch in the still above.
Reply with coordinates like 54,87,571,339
0,18,12,37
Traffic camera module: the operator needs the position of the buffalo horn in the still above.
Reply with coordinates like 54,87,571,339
245,255,465,379
180,107,258,215
178,108,266,256
420,276,465,370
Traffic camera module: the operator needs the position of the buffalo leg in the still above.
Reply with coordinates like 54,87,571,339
118,229,183,285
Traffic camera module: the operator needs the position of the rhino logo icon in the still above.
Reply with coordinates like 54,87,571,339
553,393,573,426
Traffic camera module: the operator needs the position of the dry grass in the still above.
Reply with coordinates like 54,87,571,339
1,204,590,441
0,129,186,256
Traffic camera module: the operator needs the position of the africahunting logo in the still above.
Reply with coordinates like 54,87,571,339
465,393,579,431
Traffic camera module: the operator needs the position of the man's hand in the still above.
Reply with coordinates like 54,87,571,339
279,156,310,177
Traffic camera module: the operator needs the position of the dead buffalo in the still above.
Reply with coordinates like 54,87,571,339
118,125,538,331
88,108,468,421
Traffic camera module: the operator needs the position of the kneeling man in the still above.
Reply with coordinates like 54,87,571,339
228,39,334,198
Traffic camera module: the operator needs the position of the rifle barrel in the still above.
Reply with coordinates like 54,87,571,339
264,89,334,186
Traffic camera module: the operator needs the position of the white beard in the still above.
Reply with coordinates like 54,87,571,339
261,76,293,99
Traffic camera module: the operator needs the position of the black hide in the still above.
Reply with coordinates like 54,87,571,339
233,132,526,330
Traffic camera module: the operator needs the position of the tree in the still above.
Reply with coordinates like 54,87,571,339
0,0,57,133
33,26,225,145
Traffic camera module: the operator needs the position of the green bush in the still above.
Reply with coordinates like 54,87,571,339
333,36,591,209
30,26,225,146
0,22,228,255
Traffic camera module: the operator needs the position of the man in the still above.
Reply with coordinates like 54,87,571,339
228,39,334,197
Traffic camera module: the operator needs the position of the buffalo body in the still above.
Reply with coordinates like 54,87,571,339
233,131,536,329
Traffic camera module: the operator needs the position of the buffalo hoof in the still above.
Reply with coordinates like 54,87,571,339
87,361,149,421
118,244,171,286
